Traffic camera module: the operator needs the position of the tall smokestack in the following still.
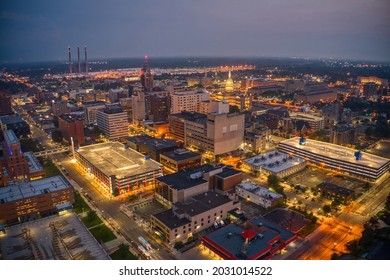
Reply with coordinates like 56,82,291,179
68,46,72,74
77,46,81,74
84,45,88,74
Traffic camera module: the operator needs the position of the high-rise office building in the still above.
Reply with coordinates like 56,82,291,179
330,125,356,146
0,92,13,116
1,130,29,184
96,105,129,140
170,89,210,114
52,100,69,117
83,101,106,125
58,114,85,145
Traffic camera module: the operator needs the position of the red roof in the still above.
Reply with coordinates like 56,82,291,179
241,229,257,240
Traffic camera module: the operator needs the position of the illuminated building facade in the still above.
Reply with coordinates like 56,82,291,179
75,142,162,195
0,175,74,224
279,137,390,182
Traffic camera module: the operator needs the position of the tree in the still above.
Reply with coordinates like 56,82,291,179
322,205,331,214
385,193,390,212
51,130,63,142
364,127,374,137
87,210,97,222
267,174,280,188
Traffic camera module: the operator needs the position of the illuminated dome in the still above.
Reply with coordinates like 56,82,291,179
225,70,234,92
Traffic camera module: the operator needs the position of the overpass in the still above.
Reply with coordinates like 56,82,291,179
34,147,71,157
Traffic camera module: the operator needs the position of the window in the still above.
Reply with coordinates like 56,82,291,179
183,230,186,234
201,223,203,226
220,210,223,214
214,213,216,216
175,229,178,232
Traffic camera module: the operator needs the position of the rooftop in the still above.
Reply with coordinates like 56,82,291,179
0,176,71,204
24,152,44,173
4,130,19,145
249,218,296,243
236,182,283,200
76,142,162,179
215,167,242,179
0,115,23,125
279,137,390,169
295,89,335,96
161,149,201,162
157,164,224,190
154,191,234,228
201,221,280,260
317,182,355,197
176,191,233,216
126,135,180,150
244,150,305,173
153,209,190,229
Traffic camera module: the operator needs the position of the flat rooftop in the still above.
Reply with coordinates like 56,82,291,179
215,168,241,179
76,142,162,179
24,152,44,173
279,137,390,169
153,209,190,229
153,191,235,228
249,217,295,242
236,182,283,200
157,164,223,190
161,149,201,161
4,130,19,145
126,135,180,150
317,182,355,197
0,115,23,125
244,150,305,173
202,221,281,260
176,191,233,216
296,89,335,96
0,212,110,260
0,175,70,204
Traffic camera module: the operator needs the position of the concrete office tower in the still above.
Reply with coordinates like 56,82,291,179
84,46,88,74
68,46,72,74
170,89,210,114
96,105,129,140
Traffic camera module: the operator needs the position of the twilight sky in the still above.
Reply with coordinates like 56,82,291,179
1,0,389,63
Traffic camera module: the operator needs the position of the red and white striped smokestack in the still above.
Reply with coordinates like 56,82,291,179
77,46,81,74
68,46,72,74
84,45,88,74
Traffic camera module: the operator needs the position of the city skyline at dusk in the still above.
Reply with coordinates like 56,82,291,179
1,0,390,63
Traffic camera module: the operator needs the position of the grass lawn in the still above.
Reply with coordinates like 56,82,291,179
40,158,61,177
110,248,138,260
72,192,92,214
89,224,116,243
81,214,103,228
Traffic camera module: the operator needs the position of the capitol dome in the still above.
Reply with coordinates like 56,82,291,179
225,70,234,92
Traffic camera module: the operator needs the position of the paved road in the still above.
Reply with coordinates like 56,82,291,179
15,105,175,260
58,155,175,260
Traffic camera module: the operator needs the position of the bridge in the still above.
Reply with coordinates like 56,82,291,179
34,147,71,157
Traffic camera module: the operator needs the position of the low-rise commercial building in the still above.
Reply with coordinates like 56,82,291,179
235,182,283,208
0,175,74,224
243,150,306,178
279,137,390,182
125,135,182,162
316,182,355,204
151,191,240,244
155,164,242,207
160,148,202,173
201,217,296,260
